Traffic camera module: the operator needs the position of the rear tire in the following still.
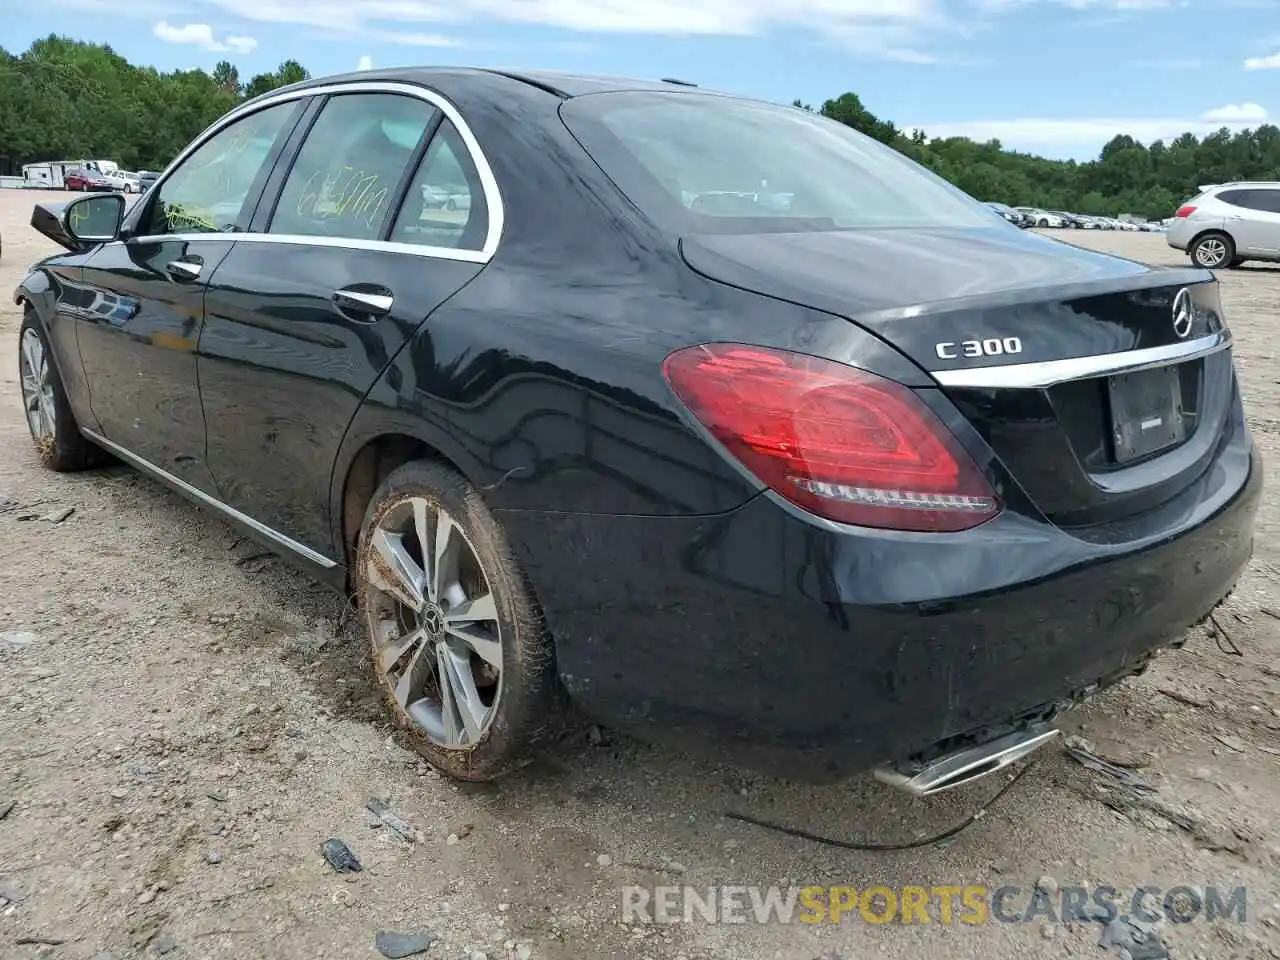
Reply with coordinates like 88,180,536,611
1190,232,1234,269
18,309,104,472
356,459,566,780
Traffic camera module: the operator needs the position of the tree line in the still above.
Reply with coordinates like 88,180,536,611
4,35,1280,220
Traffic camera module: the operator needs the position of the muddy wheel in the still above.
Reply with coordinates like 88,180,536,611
357,459,564,780
19,309,103,471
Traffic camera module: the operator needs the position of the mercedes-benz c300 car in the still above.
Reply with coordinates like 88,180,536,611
15,69,1260,792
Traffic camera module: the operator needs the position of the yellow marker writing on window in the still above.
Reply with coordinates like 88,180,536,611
294,166,389,231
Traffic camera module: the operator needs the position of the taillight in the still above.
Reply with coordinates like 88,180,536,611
1175,205,1197,218
662,343,1000,533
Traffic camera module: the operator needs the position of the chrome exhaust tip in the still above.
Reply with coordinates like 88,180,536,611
873,724,1059,797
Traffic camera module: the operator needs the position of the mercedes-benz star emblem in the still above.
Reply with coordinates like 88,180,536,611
1172,287,1193,339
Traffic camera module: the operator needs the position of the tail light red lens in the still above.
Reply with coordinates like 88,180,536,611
663,343,1000,532
1174,205,1196,218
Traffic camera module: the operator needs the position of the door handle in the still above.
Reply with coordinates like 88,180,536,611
166,259,202,281
332,288,394,318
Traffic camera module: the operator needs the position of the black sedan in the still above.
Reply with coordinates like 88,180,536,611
15,69,1260,792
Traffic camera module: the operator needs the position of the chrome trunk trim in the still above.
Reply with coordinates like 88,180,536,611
931,332,1229,389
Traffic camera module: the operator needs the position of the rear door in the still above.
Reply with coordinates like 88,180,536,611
198,85,495,558
72,99,306,491
1218,189,1274,256
1230,187,1280,256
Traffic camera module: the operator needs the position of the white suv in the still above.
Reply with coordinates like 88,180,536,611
1166,181,1280,269
102,170,141,193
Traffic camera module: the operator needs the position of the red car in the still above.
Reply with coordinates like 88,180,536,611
64,168,111,192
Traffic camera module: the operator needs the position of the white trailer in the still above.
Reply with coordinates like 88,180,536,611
22,162,59,188
22,159,120,189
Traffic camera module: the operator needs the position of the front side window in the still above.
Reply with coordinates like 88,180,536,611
561,92,995,234
389,119,489,251
142,102,300,236
270,93,437,241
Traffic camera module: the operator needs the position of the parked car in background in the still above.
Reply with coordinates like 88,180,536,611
14,69,1259,794
1015,207,1065,228
137,171,160,193
102,170,141,193
1167,181,1280,269
63,168,113,192
1048,211,1085,228
421,184,471,210
984,201,1028,227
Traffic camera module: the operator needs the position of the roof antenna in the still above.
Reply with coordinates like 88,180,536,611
660,77,698,87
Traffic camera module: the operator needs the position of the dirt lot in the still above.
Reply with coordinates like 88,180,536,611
0,198,1278,960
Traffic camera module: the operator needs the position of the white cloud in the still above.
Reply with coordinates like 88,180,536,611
157,0,954,59
153,21,258,53
1059,0,1175,7
1202,101,1267,121
57,0,1178,62
1244,51,1280,70
356,54,374,69
974,0,1174,9
199,0,942,33
356,27,461,46
912,104,1271,159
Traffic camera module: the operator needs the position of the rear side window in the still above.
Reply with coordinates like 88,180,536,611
560,91,993,234
1215,188,1280,212
270,93,438,241
1249,189,1280,213
388,119,489,252
1217,189,1253,208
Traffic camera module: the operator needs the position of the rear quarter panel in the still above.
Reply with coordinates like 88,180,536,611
335,74,931,528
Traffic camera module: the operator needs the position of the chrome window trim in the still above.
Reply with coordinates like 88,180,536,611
930,331,1230,389
119,232,491,264
128,79,504,262
83,429,338,569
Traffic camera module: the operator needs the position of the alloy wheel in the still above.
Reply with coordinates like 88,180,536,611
19,329,55,441
365,496,503,748
1196,238,1228,268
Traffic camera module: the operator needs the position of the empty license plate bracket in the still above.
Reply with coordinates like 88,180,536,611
1108,366,1185,464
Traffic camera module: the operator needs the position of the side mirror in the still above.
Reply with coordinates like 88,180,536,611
63,193,126,245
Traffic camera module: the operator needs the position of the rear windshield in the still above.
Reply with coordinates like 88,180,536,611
560,91,993,234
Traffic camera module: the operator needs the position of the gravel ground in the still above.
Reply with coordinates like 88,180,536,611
1,198,1278,960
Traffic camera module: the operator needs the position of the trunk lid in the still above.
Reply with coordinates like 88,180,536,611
680,227,1232,528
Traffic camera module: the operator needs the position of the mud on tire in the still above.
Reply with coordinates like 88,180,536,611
19,308,107,472
356,458,569,780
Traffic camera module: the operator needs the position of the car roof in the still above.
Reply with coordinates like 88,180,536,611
247,66,730,106
1208,181,1280,190
484,69,708,96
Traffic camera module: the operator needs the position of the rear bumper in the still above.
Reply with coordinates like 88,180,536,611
501,426,1260,781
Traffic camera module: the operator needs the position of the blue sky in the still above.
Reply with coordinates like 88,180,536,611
5,0,1279,160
